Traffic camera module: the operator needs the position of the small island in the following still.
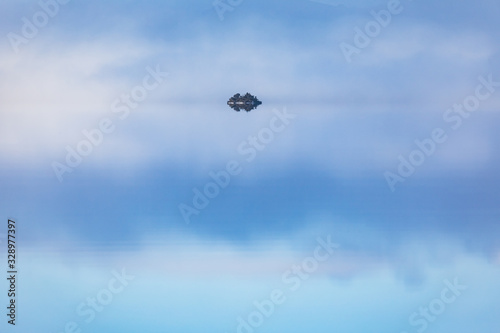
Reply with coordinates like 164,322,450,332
227,93,262,112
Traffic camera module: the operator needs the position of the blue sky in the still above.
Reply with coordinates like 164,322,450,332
0,0,500,332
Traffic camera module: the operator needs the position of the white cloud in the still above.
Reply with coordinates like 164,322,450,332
17,229,500,332
1,21,499,180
